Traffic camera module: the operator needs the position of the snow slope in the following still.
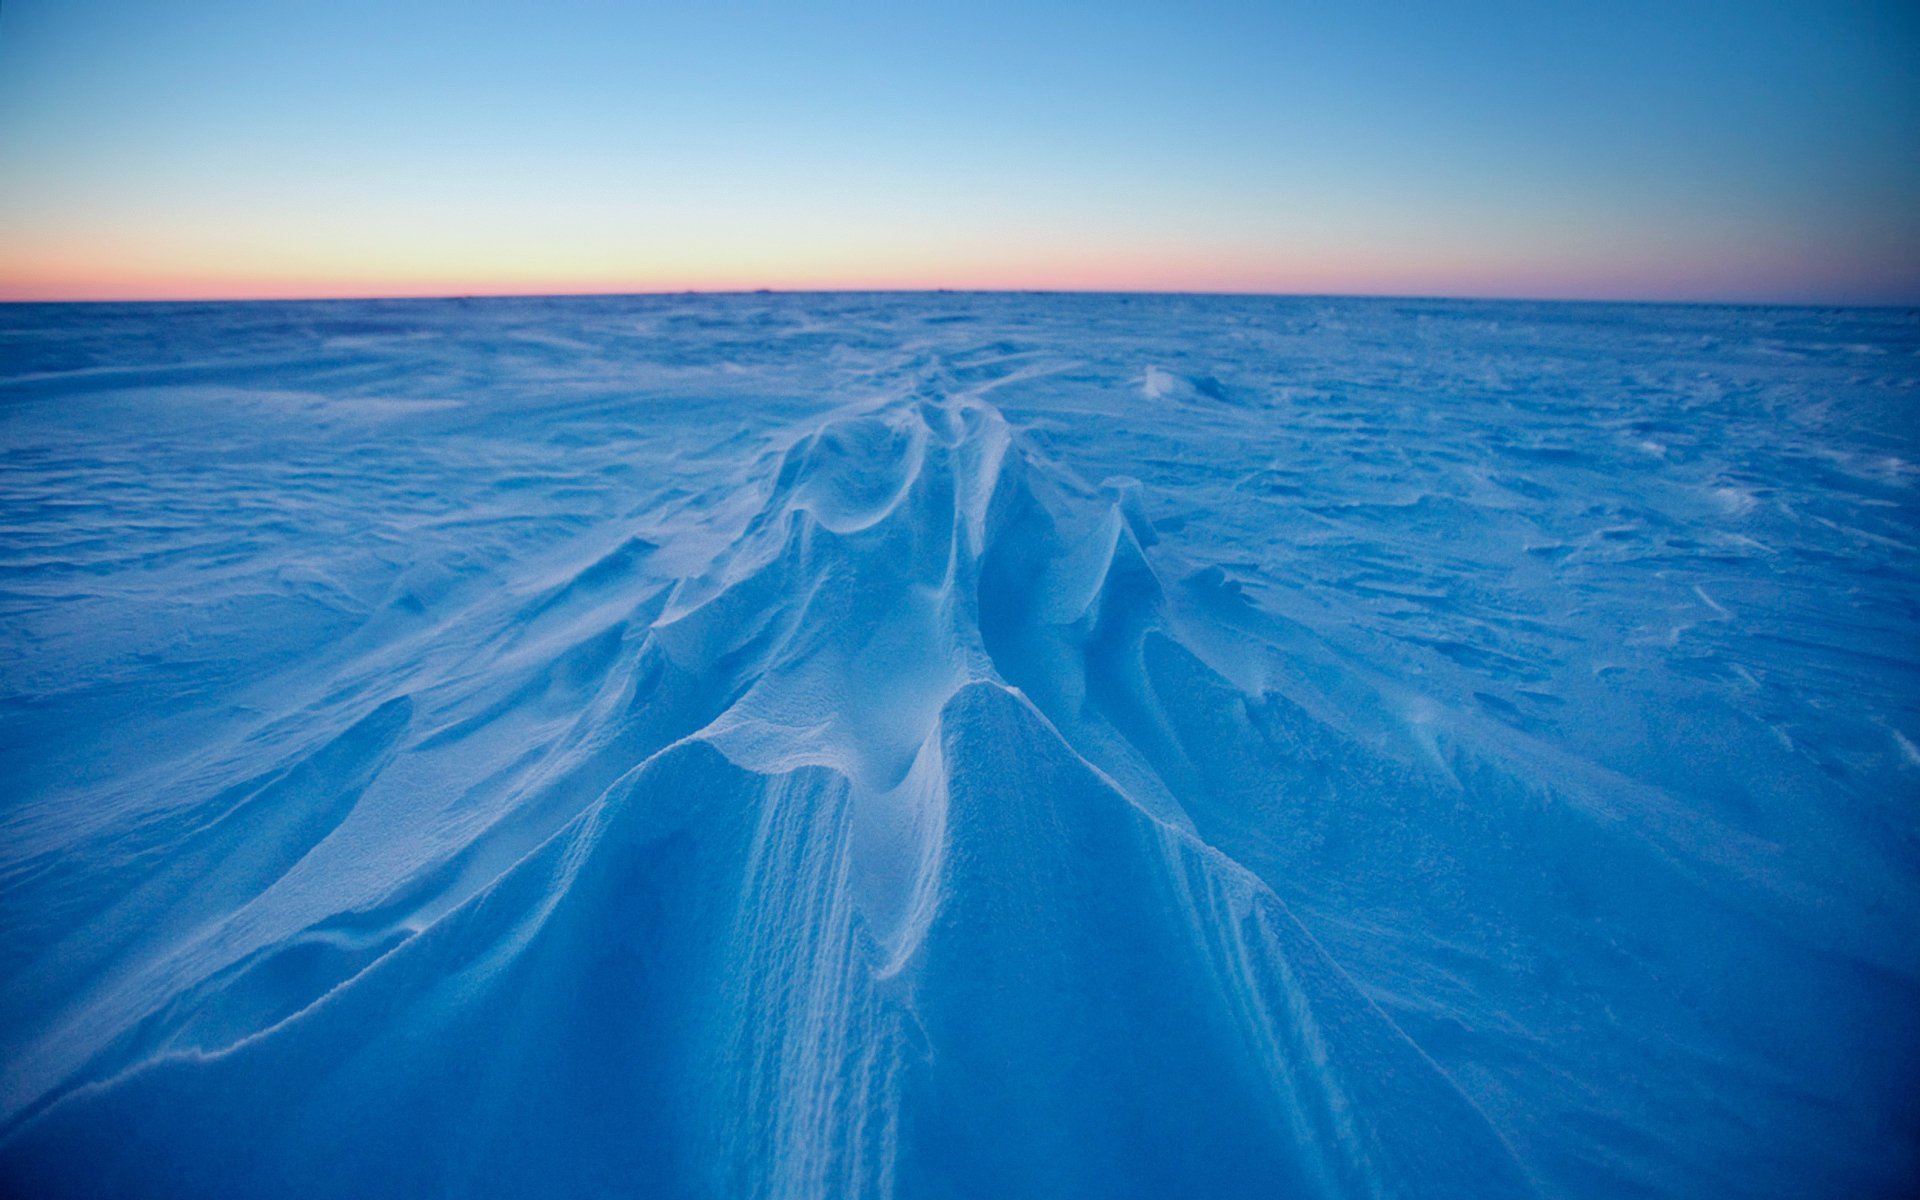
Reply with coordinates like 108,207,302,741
1,293,1916,1197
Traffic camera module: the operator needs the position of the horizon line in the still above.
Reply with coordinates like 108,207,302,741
2,284,1913,313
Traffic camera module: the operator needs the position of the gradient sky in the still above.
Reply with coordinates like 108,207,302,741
1,1,1916,303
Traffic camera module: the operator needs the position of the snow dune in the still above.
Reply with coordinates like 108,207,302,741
1,294,1915,1197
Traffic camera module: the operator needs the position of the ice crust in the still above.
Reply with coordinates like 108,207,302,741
0,294,1916,1197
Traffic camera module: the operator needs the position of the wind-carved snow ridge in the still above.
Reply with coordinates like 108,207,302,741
2,296,1916,1199
0,382,1524,1198
657,388,1535,1196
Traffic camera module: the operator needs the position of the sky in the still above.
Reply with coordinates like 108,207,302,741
0,1,1916,304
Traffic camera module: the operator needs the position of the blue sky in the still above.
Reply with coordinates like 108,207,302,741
0,1,1915,302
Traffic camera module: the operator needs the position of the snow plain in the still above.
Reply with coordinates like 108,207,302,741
0,293,1915,1197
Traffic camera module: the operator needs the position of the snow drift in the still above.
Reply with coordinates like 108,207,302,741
1,294,1915,1197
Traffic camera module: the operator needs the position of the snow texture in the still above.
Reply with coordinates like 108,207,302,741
0,293,1916,1198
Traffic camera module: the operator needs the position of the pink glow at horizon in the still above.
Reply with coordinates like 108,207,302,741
0,241,1893,306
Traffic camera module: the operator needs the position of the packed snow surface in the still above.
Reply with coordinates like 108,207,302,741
1,294,1916,1198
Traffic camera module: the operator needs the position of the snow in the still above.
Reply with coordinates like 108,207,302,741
0,292,1916,1197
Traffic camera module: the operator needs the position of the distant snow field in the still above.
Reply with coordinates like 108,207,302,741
1,294,1915,1197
